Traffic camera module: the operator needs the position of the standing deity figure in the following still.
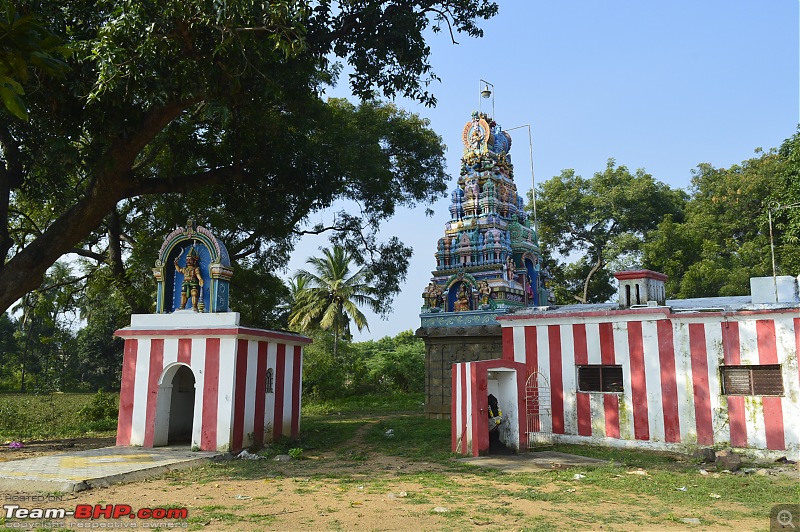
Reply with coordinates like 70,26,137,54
175,247,204,311
425,282,443,309
478,281,492,306
505,256,515,282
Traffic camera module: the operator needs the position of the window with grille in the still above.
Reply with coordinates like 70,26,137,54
265,368,274,394
577,365,624,393
721,365,783,396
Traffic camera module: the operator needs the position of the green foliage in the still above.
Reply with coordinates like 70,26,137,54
643,134,800,298
354,331,425,393
535,160,684,304
301,329,425,400
548,255,616,304
77,390,119,423
0,0,498,318
288,447,303,460
0,5,70,120
300,331,353,399
0,312,21,389
228,260,291,330
0,393,118,440
289,246,377,357
11,262,81,392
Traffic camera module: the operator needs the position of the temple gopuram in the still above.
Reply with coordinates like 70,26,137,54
417,110,546,418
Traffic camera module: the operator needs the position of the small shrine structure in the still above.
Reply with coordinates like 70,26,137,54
115,221,311,452
417,108,544,418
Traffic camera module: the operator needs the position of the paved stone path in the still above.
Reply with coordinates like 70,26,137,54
457,451,609,472
0,446,221,493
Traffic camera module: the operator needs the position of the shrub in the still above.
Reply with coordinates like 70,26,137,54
77,390,118,422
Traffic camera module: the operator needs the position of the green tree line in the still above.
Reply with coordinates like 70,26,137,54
535,129,800,304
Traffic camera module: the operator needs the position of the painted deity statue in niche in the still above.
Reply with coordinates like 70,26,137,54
454,284,472,312
175,247,205,311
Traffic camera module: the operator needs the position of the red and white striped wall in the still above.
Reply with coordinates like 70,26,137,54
452,359,527,456
492,308,800,459
115,313,311,452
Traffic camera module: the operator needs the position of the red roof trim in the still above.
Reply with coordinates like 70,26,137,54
613,270,668,281
114,327,312,344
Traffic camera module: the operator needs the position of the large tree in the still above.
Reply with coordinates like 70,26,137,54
534,160,684,304
0,0,498,314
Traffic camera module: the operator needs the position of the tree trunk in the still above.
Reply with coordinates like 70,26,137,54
107,207,148,314
582,252,604,304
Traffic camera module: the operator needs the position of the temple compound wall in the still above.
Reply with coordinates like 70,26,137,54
452,274,800,460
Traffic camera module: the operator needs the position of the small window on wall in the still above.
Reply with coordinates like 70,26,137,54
577,365,623,393
265,368,274,394
721,365,783,396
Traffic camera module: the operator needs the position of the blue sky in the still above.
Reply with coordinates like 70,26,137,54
288,0,799,341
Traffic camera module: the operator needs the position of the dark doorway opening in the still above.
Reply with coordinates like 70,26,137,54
167,365,195,444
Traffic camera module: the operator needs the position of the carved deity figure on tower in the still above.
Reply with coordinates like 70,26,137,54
454,283,472,312
505,256,516,282
175,247,204,311
425,282,443,309
478,280,493,307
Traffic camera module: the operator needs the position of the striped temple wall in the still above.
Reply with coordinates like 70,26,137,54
115,314,310,453
453,307,800,458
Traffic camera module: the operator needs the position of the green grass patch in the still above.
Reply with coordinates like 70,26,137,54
302,392,424,415
0,392,118,440
363,416,452,461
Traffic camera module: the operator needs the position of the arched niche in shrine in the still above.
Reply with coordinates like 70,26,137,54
152,220,233,313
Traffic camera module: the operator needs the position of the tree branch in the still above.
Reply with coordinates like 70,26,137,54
122,166,243,198
39,272,91,294
68,247,106,262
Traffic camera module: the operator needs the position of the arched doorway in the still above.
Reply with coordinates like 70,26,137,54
153,364,196,446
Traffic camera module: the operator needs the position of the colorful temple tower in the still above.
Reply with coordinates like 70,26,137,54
418,109,544,418
422,111,543,323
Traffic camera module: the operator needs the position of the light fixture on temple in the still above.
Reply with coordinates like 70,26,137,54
479,79,494,118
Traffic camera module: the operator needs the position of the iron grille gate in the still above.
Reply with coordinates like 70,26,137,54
525,370,553,450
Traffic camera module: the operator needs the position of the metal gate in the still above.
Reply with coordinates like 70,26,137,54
525,370,553,450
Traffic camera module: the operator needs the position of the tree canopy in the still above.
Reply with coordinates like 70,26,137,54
534,160,684,304
642,132,800,298
0,0,499,315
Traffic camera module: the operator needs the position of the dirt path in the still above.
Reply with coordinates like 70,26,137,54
0,427,792,531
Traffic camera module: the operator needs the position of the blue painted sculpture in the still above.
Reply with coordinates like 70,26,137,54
152,219,233,313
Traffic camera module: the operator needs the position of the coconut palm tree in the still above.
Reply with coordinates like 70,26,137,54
288,246,377,357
